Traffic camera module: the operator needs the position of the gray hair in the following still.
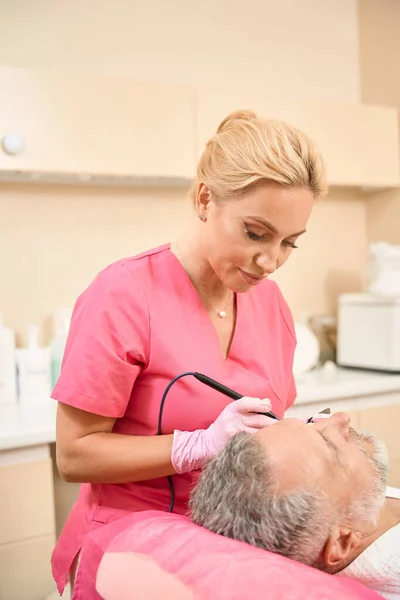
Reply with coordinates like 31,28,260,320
345,428,388,525
190,430,388,569
190,432,334,566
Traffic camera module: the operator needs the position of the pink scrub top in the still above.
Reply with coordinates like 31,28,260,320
51,243,297,594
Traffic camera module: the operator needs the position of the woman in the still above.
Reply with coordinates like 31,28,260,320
52,110,327,596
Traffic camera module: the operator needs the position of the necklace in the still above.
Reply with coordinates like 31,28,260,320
175,242,232,319
197,285,232,319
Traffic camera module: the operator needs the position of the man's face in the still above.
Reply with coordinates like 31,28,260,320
254,413,388,518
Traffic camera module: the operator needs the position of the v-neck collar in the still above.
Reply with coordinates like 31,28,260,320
167,245,241,361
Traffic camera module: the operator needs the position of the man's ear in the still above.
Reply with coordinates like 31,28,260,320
322,526,361,569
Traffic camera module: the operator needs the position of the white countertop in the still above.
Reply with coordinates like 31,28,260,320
0,399,57,451
1,367,400,452
295,365,400,404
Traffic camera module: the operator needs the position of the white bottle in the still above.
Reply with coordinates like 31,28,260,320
0,315,17,405
50,309,72,388
16,325,52,403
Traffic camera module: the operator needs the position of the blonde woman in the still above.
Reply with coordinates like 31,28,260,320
51,110,327,598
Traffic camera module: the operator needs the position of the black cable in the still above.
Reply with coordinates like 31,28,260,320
157,372,196,435
157,372,196,513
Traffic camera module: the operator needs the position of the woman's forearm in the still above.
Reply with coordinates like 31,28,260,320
57,431,175,484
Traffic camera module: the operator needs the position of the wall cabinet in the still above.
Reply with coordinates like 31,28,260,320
0,67,196,183
0,69,398,190
195,87,400,189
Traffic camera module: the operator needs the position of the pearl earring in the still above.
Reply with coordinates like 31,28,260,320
199,214,207,222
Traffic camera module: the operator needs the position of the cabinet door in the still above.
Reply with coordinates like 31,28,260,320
195,87,399,189
0,535,55,600
0,457,55,544
359,404,400,487
0,67,196,180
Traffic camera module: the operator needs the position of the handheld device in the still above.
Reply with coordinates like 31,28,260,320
192,372,280,420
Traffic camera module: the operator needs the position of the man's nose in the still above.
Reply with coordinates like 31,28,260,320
316,412,351,438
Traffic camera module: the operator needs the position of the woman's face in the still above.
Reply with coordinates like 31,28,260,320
199,182,314,292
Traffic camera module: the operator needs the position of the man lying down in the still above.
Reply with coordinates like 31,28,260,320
190,412,400,600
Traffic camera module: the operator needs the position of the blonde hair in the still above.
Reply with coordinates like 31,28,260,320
191,110,328,204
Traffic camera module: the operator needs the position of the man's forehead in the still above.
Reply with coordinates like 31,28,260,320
254,420,329,491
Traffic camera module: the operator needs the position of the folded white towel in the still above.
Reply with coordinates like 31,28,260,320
386,487,400,500
368,242,400,299
338,487,400,600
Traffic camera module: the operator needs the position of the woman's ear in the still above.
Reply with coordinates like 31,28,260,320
195,184,211,219
322,526,361,570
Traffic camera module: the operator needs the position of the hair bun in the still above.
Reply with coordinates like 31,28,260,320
216,110,257,134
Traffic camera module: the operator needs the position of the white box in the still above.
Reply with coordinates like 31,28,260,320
337,294,400,372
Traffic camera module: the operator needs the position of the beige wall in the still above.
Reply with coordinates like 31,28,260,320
2,184,366,343
272,189,367,319
0,0,366,342
0,0,360,103
359,0,400,244
2,184,192,345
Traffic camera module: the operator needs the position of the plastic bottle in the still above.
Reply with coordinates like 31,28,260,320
16,325,52,403
50,309,72,388
0,315,17,405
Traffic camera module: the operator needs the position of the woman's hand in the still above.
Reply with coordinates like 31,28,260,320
171,397,276,474
206,396,275,446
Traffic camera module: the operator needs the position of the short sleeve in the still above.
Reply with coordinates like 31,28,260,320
52,261,150,418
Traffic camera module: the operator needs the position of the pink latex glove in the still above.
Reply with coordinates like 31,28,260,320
171,397,276,474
